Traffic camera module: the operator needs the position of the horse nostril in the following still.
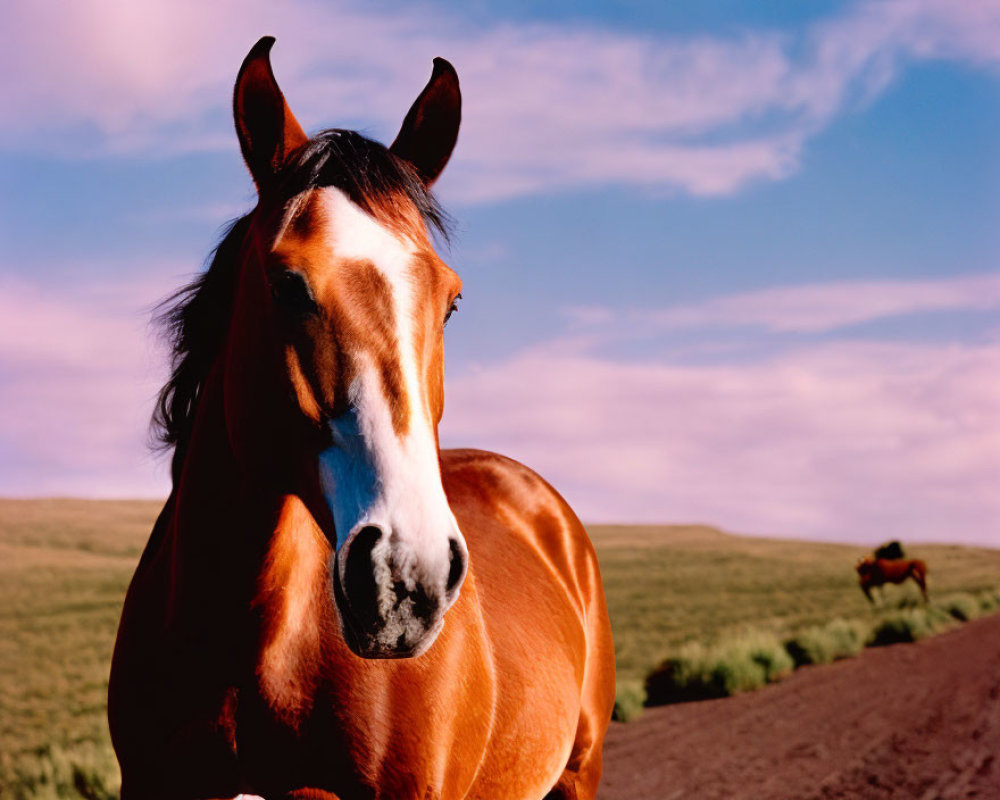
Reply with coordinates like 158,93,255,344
446,537,466,595
341,525,383,630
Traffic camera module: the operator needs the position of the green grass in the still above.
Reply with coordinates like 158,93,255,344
644,629,793,705
610,680,645,723
588,525,1000,683
784,618,871,666
640,590,1000,708
3,743,120,800
1,505,999,796
939,592,983,622
868,605,957,646
644,587,1000,707
0,500,158,800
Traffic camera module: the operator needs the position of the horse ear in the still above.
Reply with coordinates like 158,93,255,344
233,36,308,190
390,58,461,187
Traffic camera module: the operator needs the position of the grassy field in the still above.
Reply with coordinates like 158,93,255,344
0,500,157,800
1,500,998,798
590,524,1000,683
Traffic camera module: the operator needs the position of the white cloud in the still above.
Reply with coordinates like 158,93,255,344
442,338,1000,545
1,0,998,200
566,272,1000,335
0,273,176,497
1,269,997,544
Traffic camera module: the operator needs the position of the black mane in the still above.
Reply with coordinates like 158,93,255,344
152,130,450,480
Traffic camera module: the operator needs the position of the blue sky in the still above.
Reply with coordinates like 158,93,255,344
1,0,998,544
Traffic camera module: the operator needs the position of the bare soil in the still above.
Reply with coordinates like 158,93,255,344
599,613,1000,799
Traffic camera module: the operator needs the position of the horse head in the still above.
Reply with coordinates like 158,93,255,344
225,37,467,659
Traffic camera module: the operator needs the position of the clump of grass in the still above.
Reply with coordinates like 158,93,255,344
644,644,723,706
976,588,1000,613
645,630,793,706
611,680,646,722
785,618,871,666
743,630,796,683
1,742,120,800
940,592,982,622
869,606,955,646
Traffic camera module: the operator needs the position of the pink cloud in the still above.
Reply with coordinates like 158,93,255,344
1,0,998,199
0,274,176,497
442,339,1000,545
566,272,1000,334
2,270,998,544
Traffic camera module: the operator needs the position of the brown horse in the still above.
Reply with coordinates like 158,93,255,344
856,558,928,603
109,37,615,800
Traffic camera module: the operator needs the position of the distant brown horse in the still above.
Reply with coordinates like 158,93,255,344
856,558,928,603
109,37,615,800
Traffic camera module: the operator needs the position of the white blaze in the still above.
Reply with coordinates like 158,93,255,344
310,188,460,584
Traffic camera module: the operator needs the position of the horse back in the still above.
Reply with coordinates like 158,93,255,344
875,557,926,582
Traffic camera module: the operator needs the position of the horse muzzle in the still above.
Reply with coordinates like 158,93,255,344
332,523,467,659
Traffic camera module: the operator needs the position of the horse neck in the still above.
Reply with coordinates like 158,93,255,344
160,356,276,620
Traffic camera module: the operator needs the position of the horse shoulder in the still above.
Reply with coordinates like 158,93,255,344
441,448,602,609
440,447,612,695
439,448,614,797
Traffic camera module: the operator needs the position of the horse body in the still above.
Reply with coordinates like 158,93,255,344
856,557,928,603
111,447,608,800
109,38,614,800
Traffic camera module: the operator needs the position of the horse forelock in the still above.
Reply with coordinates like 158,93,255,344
276,129,451,243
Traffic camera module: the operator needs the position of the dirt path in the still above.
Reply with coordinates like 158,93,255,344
599,613,1000,799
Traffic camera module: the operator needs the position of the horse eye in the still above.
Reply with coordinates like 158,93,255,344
444,293,462,326
271,270,318,317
